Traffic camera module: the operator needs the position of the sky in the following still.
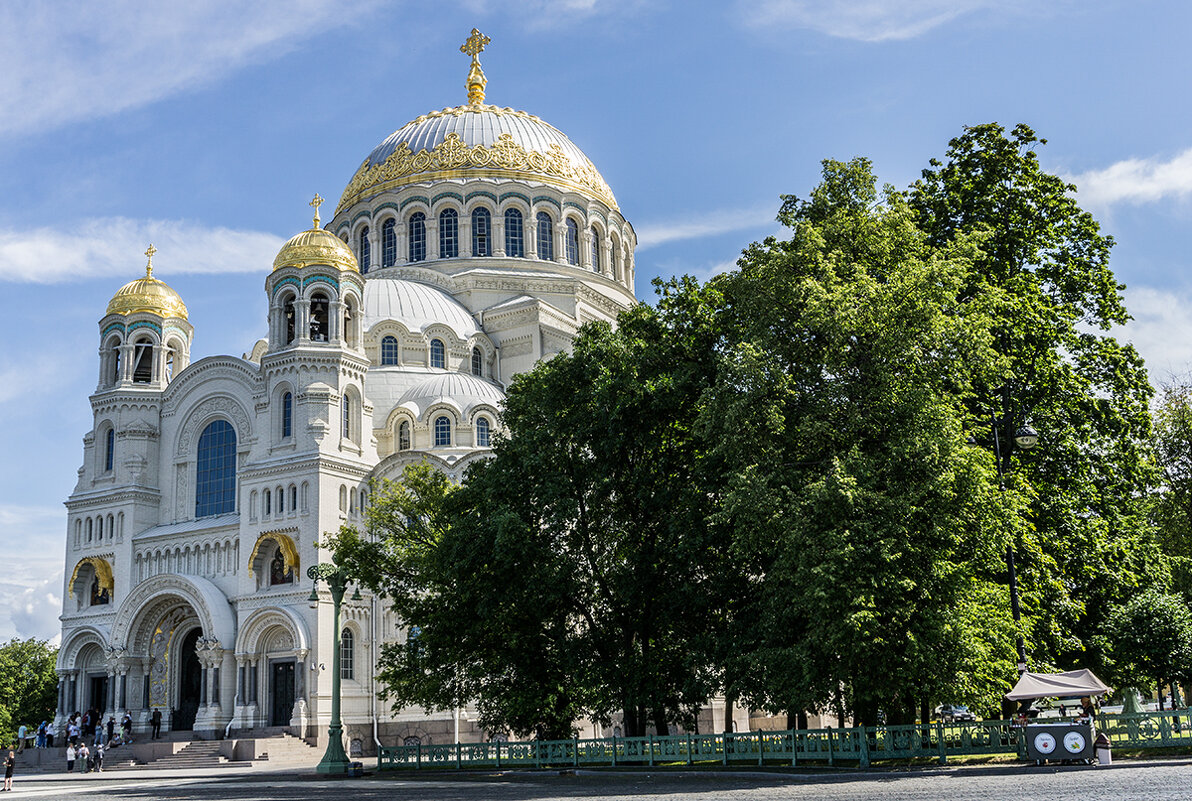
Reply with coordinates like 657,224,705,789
2,0,1191,644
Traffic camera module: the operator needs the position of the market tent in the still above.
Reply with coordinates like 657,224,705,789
1005,669,1111,701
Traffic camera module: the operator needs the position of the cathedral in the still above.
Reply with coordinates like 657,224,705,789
55,32,643,751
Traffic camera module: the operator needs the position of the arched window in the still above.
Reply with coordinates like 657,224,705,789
110,340,122,384
283,294,296,344
565,219,579,266
434,416,452,447
439,209,459,258
86,518,93,543
430,338,445,369
359,226,371,273
290,484,298,511
504,209,524,257
90,577,110,606
281,392,293,439
341,628,355,680
472,208,491,256
382,219,396,268
309,292,329,342
408,212,426,262
195,420,236,517
590,226,601,273
269,546,292,585
276,485,285,514
471,347,483,377
536,212,554,261
398,420,411,451
342,393,352,441
476,417,491,448
132,338,153,383
165,347,175,380
611,238,620,280
381,335,399,365
264,489,271,516
104,428,115,472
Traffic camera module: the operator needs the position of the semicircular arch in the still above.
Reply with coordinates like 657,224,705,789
109,574,235,652
235,605,311,655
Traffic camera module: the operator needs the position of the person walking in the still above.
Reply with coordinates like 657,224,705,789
15,725,25,754
4,749,14,791
121,713,132,743
36,721,46,749
76,743,89,773
150,708,161,739
65,744,75,773
94,743,104,773
105,716,115,746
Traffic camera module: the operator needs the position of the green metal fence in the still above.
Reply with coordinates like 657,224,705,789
376,710,1192,770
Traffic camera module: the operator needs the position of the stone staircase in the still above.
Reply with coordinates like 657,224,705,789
94,731,319,772
106,739,234,771
251,732,320,765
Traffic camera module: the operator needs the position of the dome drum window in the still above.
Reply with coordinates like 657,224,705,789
408,212,427,262
565,219,579,266
476,416,491,448
590,225,601,273
382,219,397,268
434,415,452,447
471,347,483,377
504,209,524,257
472,208,492,256
440,209,459,258
430,338,446,370
359,226,371,273
536,212,554,261
381,335,399,365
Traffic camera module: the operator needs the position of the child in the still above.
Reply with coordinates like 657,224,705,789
66,744,76,772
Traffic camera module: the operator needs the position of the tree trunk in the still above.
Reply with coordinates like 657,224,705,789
724,693,736,733
653,706,668,736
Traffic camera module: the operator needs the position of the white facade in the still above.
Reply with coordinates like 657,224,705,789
56,64,638,751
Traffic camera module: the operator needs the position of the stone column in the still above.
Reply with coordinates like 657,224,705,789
427,217,440,260
580,228,592,270
555,224,566,265
296,300,311,344
396,221,408,266
494,214,506,257
118,343,134,382
329,300,343,343
460,215,473,258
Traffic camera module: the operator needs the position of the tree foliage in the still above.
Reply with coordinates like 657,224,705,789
1100,588,1192,693
1151,379,1192,600
0,638,58,742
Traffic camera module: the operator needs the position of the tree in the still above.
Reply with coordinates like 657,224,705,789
0,639,58,742
1100,588,1192,700
330,297,726,739
1151,379,1192,600
907,123,1162,671
702,158,1013,725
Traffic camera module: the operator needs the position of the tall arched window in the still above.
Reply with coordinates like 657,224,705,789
342,393,352,441
132,338,153,383
104,428,115,472
269,546,292,585
282,392,293,438
611,237,620,280
590,226,601,273
309,292,330,342
264,489,272,516
358,227,371,273
471,208,491,256
434,415,452,447
341,628,355,680
381,335,399,365
439,209,459,258
398,420,411,451
471,347,483,377
476,417,491,448
195,420,236,517
109,339,122,384
430,338,445,369
536,212,554,261
504,209,524,257
382,219,397,268
282,294,296,344
408,212,426,262
565,219,579,266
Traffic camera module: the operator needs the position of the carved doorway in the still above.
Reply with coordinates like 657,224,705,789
270,661,295,727
173,628,202,730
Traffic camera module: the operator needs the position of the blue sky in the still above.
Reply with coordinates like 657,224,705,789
2,0,1191,642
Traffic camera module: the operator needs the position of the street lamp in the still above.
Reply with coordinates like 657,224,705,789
992,419,1039,676
307,561,356,776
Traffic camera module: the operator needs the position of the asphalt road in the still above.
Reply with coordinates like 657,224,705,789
6,760,1192,800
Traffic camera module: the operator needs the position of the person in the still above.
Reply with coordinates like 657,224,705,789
36,721,46,749
4,749,13,791
77,743,89,773
105,716,115,745
65,744,75,773
94,743,104,773
15,725,25,753
67,717,80,746
1081,696,1097,723
121,713,132,743
150,708,161,739
93,720,104,748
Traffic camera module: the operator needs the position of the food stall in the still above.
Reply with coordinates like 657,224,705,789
1006,669,1111,764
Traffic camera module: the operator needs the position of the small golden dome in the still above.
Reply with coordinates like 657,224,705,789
272,227,359,273
106,245,188,319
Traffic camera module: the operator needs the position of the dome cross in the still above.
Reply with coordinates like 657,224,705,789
144,243,157,278
310,193,324,228
460,28,491,105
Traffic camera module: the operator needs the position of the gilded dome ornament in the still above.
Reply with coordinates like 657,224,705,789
105,244,189,319
460,28,491,105
272,195,360,273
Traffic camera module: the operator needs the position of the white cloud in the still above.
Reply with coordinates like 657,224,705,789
0,1,377,138
738,0,1020,42
1118,286,1192,381
635,205,777,250
0,505,67,642
1066,149,1192,210
0,218,285,284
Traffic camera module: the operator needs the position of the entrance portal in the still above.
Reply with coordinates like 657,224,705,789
270,661,295,727
88,675,108,714
172,628,202,731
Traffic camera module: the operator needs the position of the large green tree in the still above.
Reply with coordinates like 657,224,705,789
0,638,58,742
1100,588,1192,700
702,158,1013,725
907,123,1161,670
1150,379,1192,600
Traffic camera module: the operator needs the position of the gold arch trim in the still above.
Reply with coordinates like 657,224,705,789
336,129,618,214
247,531,300,578
68,557,114,598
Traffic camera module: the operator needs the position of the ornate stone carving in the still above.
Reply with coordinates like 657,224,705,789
175,395,252,457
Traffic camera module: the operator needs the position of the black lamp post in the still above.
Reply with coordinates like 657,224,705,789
993,421,1039,675
307,561,362,776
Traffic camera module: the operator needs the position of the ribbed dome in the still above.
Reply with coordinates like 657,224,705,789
107,268,188,319
397,372,505,417
273,227,359,273
337,104,617,213
363,277,480,339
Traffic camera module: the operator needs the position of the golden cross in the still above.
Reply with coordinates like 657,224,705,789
460,28,490,59
310,193,324,227
145,243,157,277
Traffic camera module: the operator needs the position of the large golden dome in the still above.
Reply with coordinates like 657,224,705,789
106,253,188,319
273,226,359,273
